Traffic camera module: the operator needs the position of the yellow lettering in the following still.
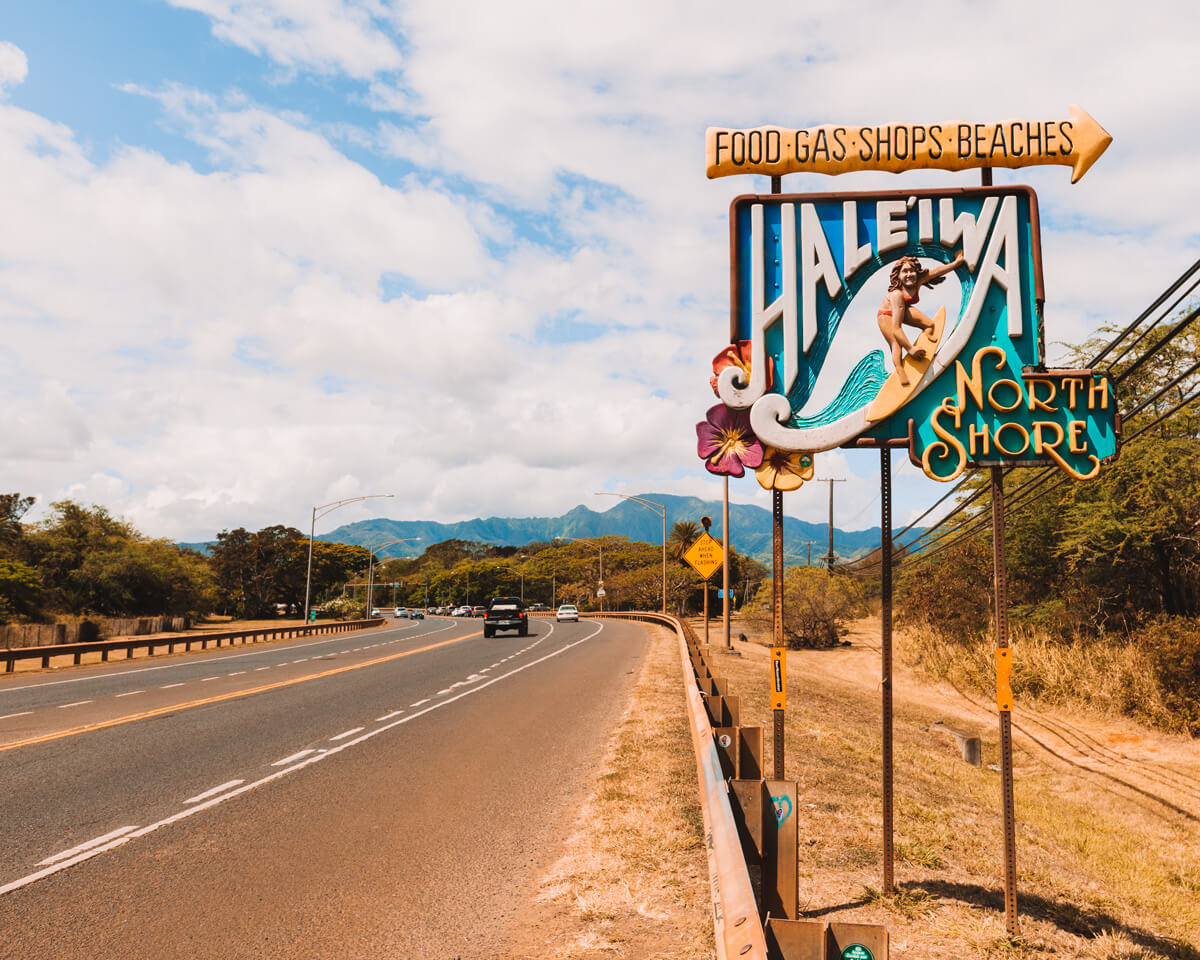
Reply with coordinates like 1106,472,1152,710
1033,420,1064,455
988,378,1023,412
956,346,1006,411
923,399,968,481
1089,376,1109,410
969,423,990,456
1026,378,1057,413
1068,419,1087,453
994,422,1030,456
1064,377,1085,408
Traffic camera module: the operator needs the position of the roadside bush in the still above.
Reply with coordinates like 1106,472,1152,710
0,558,44,623
745,568,867,648
1131,616,1200,735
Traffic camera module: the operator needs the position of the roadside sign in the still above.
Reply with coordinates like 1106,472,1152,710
770,647,787,710
682,533,724,581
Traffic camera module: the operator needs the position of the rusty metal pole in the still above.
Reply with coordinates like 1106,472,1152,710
772,488,785,780
991,466,1019,937
881,449,895,895
703,579,710,647
769,172,786,780
723,476,732,650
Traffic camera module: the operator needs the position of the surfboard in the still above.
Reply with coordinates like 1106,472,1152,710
865,306,945,424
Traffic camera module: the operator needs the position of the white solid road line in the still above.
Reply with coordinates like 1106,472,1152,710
185,780,246,804
57,700,92,709
329,727,364,741
272,749,315,766
38,826,139,866
0,711,33,720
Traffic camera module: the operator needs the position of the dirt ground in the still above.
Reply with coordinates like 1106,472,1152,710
503,615,1200,959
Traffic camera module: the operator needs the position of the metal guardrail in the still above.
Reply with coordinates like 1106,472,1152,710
585,611,769,960
1,618,386,673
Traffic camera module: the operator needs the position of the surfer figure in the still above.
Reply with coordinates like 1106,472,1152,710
877,252,965,386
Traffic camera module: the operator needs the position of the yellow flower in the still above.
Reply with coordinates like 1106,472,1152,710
755,448,815,491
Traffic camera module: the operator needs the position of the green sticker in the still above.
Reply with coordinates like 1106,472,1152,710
841,946,873,960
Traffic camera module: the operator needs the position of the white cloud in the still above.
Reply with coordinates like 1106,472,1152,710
167,0,404,78
2,3,1198,542
0,42,27,95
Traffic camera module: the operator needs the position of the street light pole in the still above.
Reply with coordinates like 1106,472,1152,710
555,536,605,610
365,537,421,617
304,494,393,624
594,493,667,614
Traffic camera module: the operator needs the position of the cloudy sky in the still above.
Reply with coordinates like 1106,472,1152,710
2,1,1196,542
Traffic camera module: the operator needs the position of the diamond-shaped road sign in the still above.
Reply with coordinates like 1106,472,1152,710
682,532,725,582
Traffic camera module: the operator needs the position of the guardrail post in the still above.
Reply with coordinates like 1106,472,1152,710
828,923,888,960
739,726,764,781
766,918,828,960
731,779,765,912
764,779,799,921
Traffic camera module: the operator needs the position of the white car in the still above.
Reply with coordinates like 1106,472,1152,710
556,604,579,622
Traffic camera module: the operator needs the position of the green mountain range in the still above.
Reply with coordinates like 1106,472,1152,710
242,493,924,566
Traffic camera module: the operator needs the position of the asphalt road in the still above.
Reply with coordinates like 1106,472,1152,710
0,614,648,959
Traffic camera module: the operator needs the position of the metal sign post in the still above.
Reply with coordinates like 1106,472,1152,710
991,466,1019,936
880,449,895,896
772,489,785,779
771,645,786,779
682,517,725,649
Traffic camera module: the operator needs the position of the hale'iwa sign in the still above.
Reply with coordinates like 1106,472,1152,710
714,186,1120,481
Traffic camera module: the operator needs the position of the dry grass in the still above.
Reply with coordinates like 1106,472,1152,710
719,615,1200,959
898,623,1181,732
499,625,713,960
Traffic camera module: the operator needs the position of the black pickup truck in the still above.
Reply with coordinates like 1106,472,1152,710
483,596,528,637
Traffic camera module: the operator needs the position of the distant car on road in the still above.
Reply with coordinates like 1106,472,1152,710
556,604,579,622
471,606,486,618
451,606,471,617
371,608,381,618
411,608,425,619
394,608,409,618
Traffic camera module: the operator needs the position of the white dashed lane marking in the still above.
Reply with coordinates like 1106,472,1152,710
58,700,92,709
38,826,139,866
185,780,245,804
329,727,363,742
273,750,315,766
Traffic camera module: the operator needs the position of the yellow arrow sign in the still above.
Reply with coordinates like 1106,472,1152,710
706,104,1111,183
682,532,725,581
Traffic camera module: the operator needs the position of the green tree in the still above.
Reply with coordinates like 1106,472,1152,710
668,521,701,559
745,567,866,647
25,501,213,616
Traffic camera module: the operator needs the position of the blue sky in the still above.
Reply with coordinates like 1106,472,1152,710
1,1,1197,543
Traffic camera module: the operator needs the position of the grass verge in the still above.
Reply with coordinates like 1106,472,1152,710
720,616,1200,959
499,624,713,959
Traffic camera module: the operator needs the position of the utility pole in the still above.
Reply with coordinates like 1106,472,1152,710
816,478,846,570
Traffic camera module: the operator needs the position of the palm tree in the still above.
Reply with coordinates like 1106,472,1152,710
668,520,701,559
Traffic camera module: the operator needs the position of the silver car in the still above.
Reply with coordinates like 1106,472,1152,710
556,604,579,622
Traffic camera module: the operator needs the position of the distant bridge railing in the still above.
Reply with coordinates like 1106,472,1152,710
1,618,385,674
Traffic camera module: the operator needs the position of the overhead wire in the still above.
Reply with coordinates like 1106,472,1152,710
846,260,1200,576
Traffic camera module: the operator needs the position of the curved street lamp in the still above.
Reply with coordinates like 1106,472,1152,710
555,536,605,610
365,537,422,615
595,492,666,614
304,494,393,623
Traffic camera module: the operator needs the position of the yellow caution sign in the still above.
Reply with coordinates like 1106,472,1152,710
706,105,1111,183
682,532,725,582
770,647,787,710
996,647,1013,713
